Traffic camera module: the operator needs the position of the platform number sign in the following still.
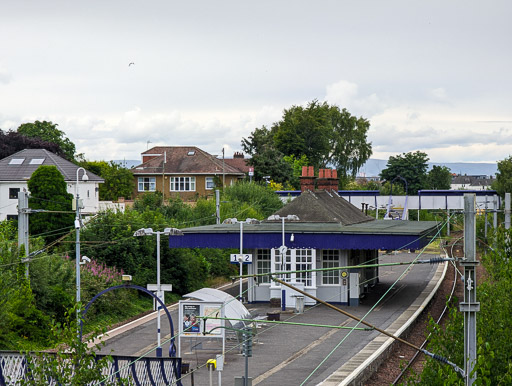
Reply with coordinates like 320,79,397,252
230,253,253,264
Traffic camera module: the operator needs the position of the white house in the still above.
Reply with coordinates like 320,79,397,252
0,149,104,221
451,175,495,191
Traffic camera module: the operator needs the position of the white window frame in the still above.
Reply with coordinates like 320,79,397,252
138,177,156,192
205,177,215,190
322,250,340,285
271,248,315,287
170,177,196,192
256,249,271,284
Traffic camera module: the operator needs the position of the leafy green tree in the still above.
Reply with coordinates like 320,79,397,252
427,165,453,190
411,227,512,384
492,156,512,197
242,100,372,184
283,154,310,190
18,121,76,161
79,160,135,200
27,165,74,241
221,181,283,219
272,100,332,168
241,126,294,183
272,100,372,175
0,129,66,159
379,151,429,195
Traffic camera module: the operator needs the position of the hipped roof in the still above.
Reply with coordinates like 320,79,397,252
132,146,245,175
268,190,374,225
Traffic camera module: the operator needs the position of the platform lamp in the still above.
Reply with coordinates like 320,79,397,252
133,227,183,357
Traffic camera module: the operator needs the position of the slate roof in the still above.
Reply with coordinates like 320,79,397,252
132,146,245,176
0,149,103,182
268,190,375,225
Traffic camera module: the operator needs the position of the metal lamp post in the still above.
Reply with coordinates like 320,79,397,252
267,214,299,310
134,227,183,357
267,214,299,268
223,218,259,302
75,167,89,322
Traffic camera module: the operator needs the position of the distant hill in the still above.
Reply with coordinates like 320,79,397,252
112,158,499,177
357,159,498,178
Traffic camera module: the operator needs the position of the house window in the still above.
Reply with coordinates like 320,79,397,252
170,177,196,192
9,188,20,200
6,215,18,221
8,158,24,165
322,250,340,285
138,177,156,192
271,248,315,287
205,177,215,190
256,249,271,284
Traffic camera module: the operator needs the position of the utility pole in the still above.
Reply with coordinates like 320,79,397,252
17,191,30,278
505,193,510,230
216,189,220,224
460,194,480,385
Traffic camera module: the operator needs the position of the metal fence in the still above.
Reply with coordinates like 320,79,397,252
0,351,182,386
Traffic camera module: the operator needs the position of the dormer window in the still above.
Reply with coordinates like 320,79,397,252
9,158,25,165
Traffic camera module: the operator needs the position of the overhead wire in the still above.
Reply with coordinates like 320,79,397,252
300,214,461,384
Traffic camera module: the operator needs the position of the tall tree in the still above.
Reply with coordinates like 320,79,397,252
241,126,294,183
18,121,76,161
380,151,429,195
0,129,65,159
427,165,452,190
27,165,74,241
272,100,331,168
492,156,512,198
242,100,372,184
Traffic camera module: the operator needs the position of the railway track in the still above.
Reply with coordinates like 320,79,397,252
391,236,464,385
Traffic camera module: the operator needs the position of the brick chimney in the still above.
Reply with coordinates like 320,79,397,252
317,168,332,190
233,151,245,159
300,166,316,191
330,169,339,191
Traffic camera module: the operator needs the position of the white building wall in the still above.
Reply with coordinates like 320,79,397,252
0,181,102,221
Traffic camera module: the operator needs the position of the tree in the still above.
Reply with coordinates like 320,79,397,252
273,100,372,174
241,126,294,183
379,151,429,195
272,100,332,168
427,165,452,190
79,160,134,200
18,121,76,161
242,100,372,184
492,156,512,197
0,129,66,159
27,165,74,241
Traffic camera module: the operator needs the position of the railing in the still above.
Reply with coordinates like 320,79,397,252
0,351,182,386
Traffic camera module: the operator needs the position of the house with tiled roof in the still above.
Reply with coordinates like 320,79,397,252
131,146,246,201
0,149,103,221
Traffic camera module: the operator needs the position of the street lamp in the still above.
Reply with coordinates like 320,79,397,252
133,227,183,357
223,218,260,302
267,214,299,307
75,167,89,324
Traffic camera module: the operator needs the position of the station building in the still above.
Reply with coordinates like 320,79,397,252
170,168,438,306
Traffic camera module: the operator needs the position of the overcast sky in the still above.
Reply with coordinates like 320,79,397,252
1,1,510,165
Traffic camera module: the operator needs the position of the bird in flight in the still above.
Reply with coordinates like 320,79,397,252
129,62,135,66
